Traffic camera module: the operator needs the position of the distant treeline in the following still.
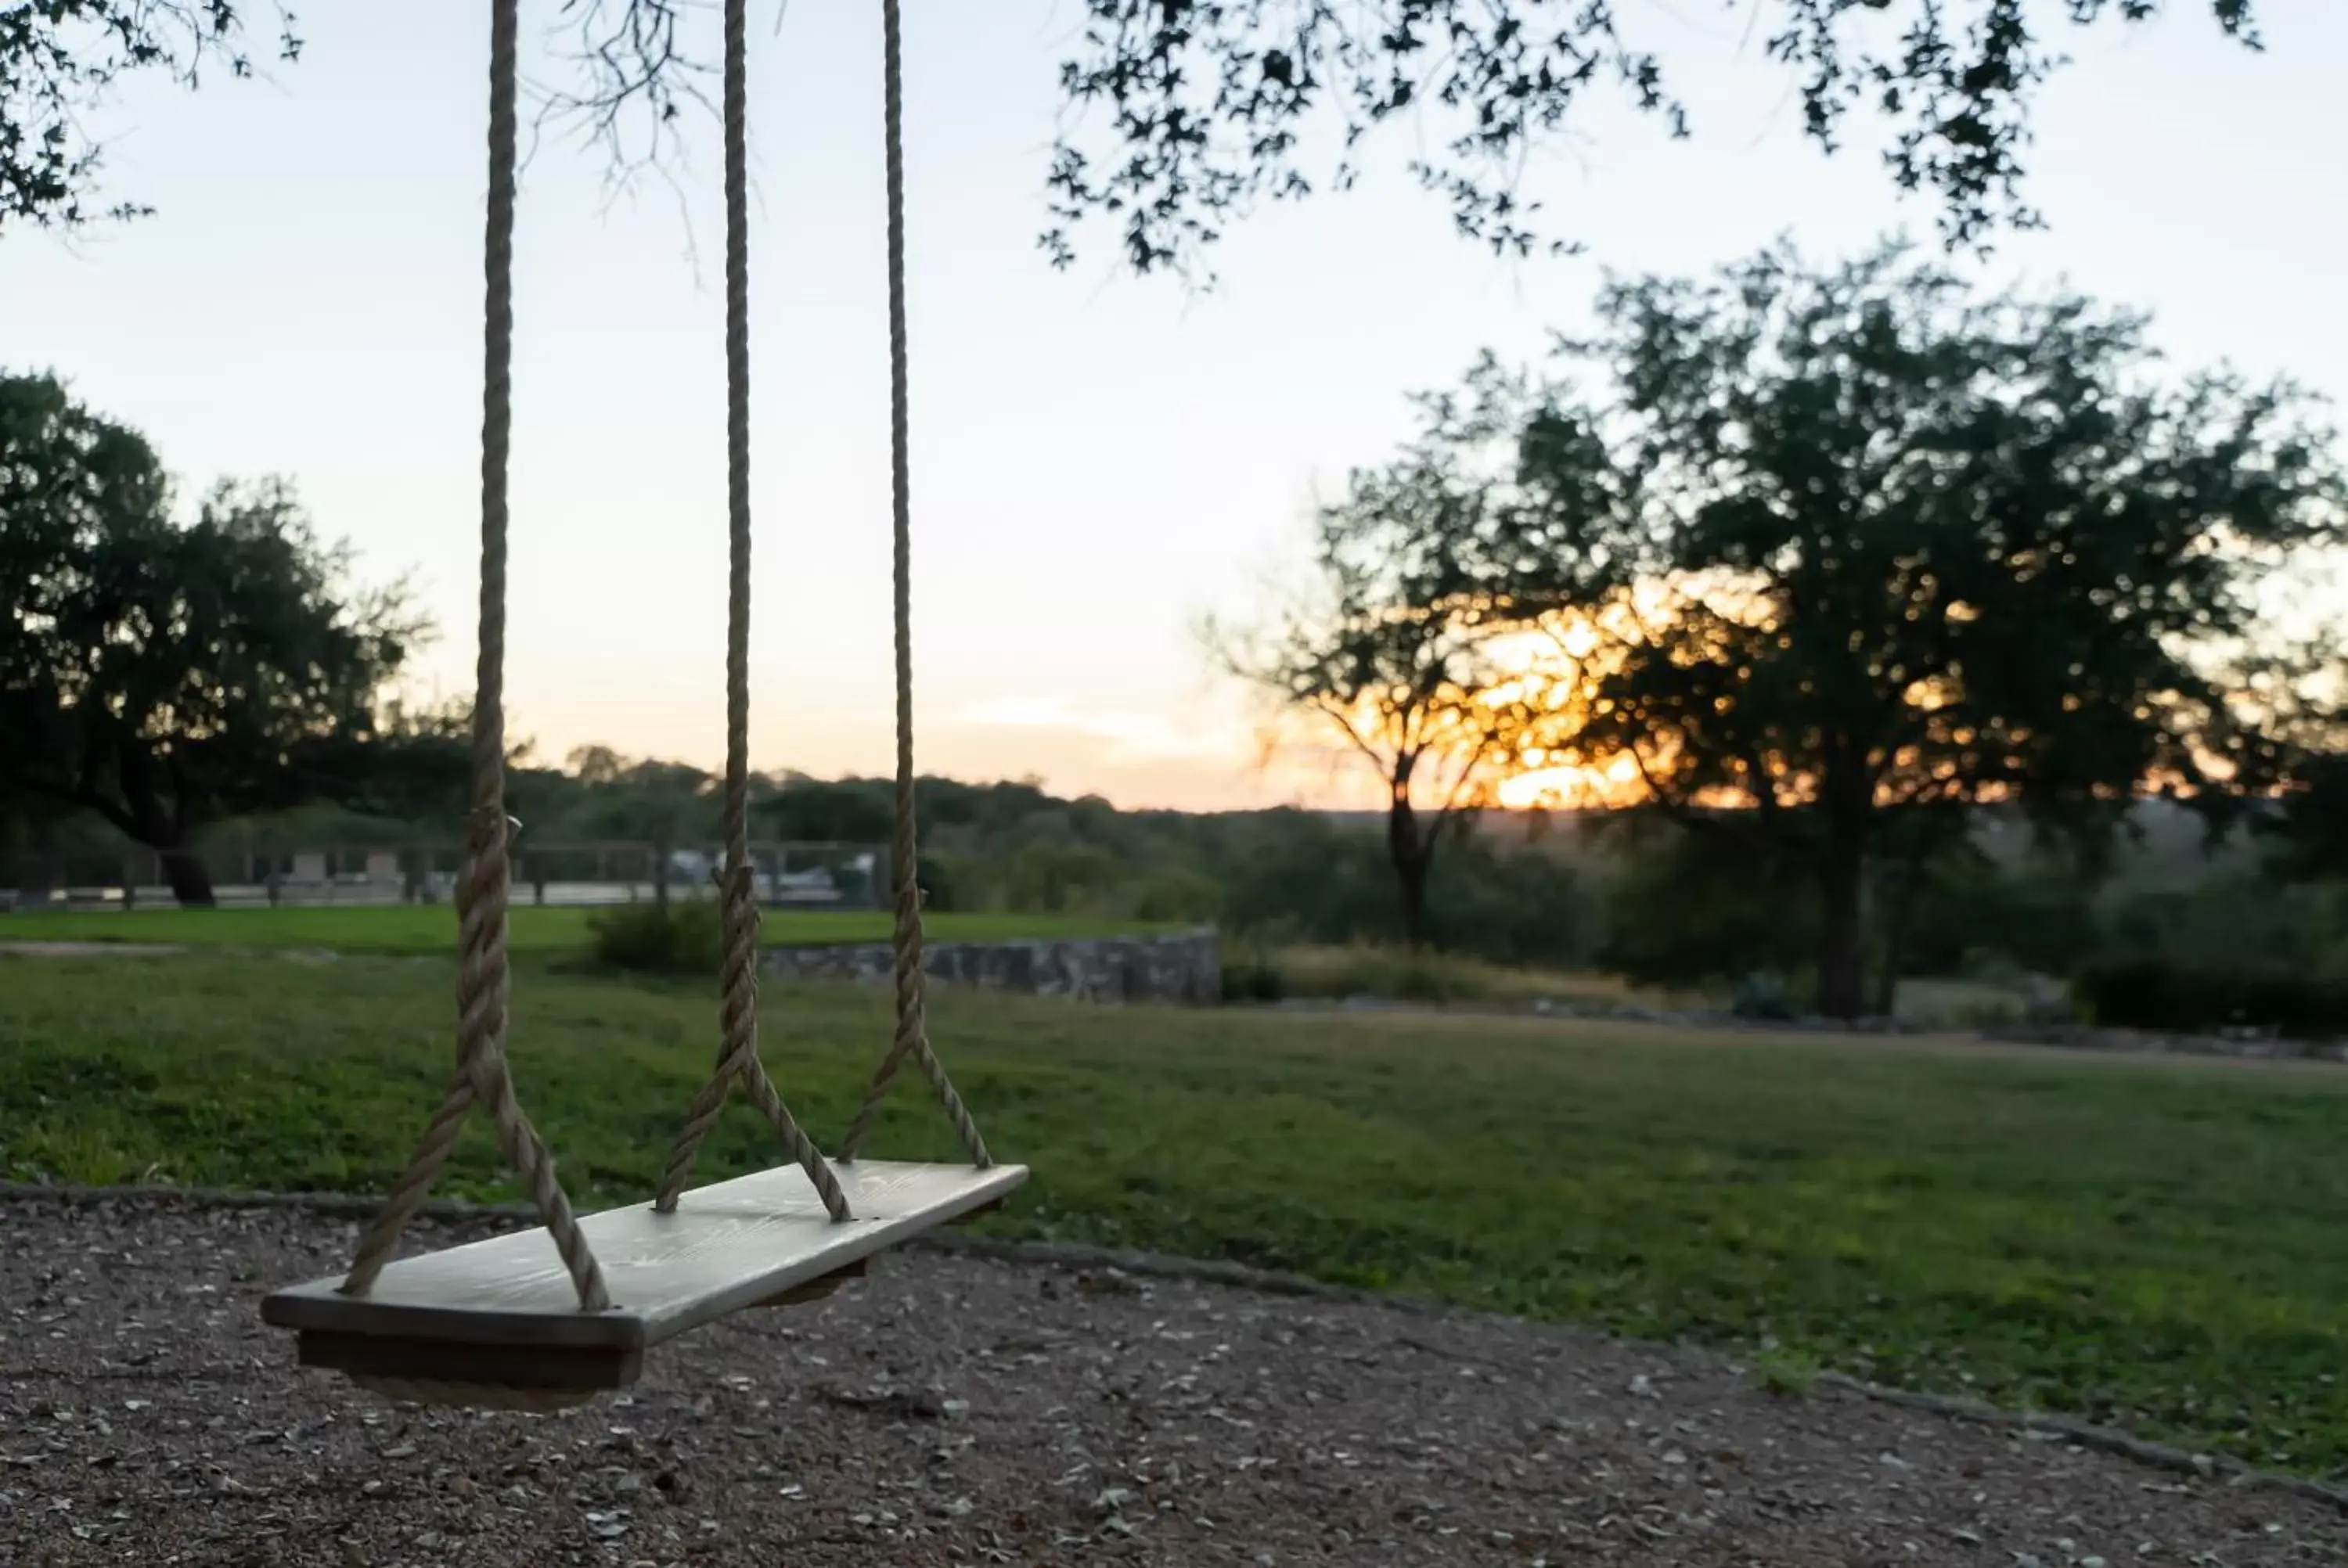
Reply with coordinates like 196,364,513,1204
23,765,2348,1020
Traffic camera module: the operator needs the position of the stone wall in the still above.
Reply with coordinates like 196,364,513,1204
762,928,1221,1005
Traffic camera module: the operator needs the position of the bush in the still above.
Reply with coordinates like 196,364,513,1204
1220,948,1285,1003
2093,876,2345,978
914,853,960,913
589,897,724,976
1209,812,1594,969
1903,868,2098,979
1598,831,1817,988
1424,835,1590,968
2076,960,2348,1038
1215,813,1401,948
1731,970,1796,1021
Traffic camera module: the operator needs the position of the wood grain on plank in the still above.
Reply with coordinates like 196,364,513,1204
260,1160,1027,1351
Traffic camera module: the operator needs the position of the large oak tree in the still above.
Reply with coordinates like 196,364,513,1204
0,371,423,904
1482,241,2343,1016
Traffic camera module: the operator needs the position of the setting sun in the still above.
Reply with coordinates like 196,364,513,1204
1497,753,1647,810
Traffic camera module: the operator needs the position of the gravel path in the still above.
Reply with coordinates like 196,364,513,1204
3,1197,2339,1566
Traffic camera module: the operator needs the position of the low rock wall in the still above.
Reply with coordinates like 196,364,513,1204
762,928,1220,1005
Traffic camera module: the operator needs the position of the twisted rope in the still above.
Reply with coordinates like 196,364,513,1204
340,0,607,1313
654,0,851,1222
836,0,991,1171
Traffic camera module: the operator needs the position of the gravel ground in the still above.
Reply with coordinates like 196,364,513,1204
2,1197,2339,1567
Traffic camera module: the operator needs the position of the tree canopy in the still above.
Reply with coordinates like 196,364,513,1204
2266,753,2348,886
3,2,2271,276
1449,240,2341,1013
1048,0,2264,275
0,371,422,904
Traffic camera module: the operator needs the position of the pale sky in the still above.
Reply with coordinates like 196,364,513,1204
3,2,2342,810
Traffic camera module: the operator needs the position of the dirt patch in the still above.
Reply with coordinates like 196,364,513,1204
2,1196,2339,1566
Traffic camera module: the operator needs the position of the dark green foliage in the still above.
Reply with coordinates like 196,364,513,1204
1046,2,2265,275
587,897,722,976
754,777,1591,965
911,852,956,912
1900,866,2100,980
1213,811,1399,945
1598,826,1818,991
283,699,474,826
2098,872,2343,976
1731,971,1797,1023
2267,752,2348,885
1219,949,1285,1003
0,372,423,904
757,776,897,845
2077,962,2348,1039
1213,808,1587,965
1422,831,1586,967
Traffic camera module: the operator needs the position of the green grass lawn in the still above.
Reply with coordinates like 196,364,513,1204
0,904,1177,955
4,953,2346,1479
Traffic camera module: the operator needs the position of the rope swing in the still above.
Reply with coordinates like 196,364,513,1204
838,0,992,1173
337,0,609,1320
650,0,853,1223
260,0,1025,1412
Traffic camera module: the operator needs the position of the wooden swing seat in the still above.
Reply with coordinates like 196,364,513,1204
261,1160,1026,1398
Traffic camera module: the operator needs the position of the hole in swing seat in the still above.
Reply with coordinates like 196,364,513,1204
261,1160,1028,1391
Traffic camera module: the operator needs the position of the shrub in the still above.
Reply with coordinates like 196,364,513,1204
1211,813,1596,969
914,853,960,913
1425,836,1590,969
1216,814,1400,948
1220,949,1285,1004
1731,970,1796,1021
1599,832,1817,988
2076,960,2348,1038
2093,878,2333,978
1903,868,2098,979
589,897,725,976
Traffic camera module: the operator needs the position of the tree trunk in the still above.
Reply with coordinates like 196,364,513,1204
1871,844,1932,1020
1386,793,1432,951
159,846,218,908
1815,836,1869,1020
652,833,672,912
